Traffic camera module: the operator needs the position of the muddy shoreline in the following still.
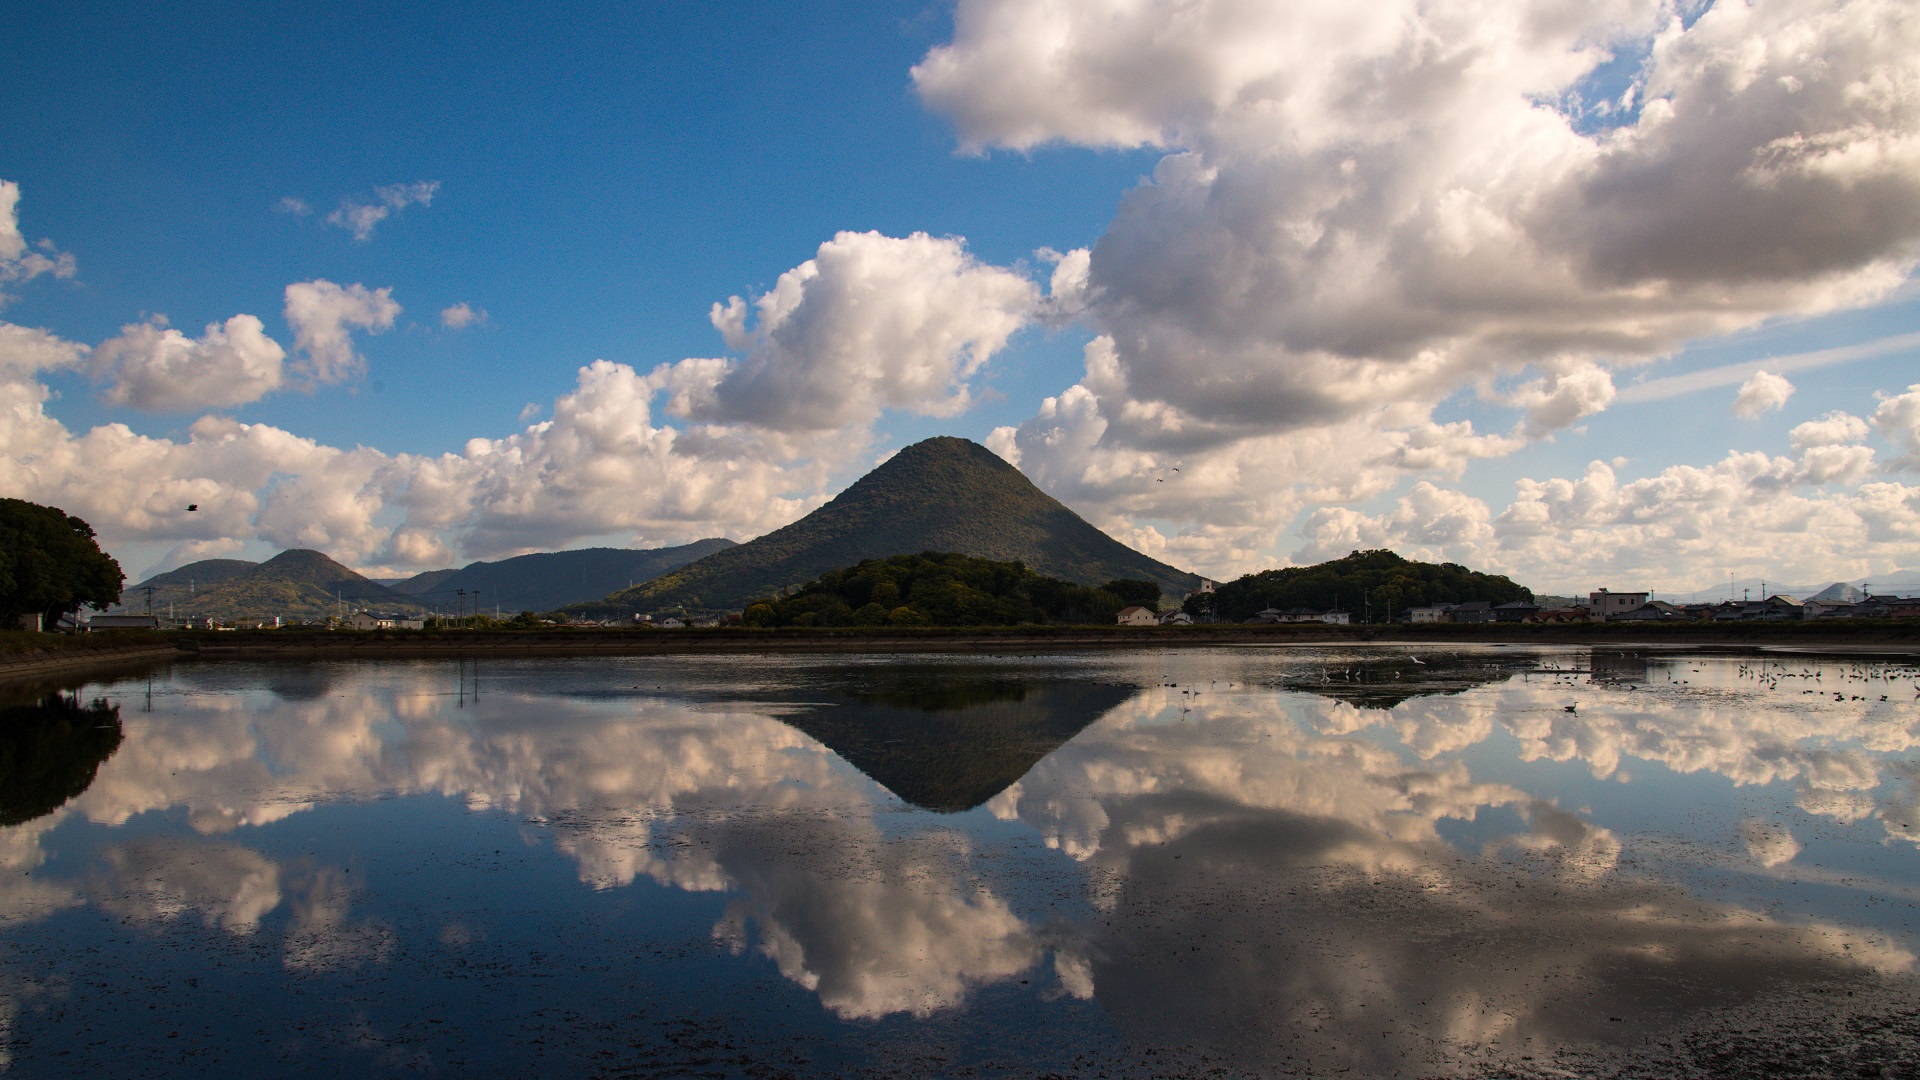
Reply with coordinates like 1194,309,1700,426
0,622,1911,676
166,621,1920,660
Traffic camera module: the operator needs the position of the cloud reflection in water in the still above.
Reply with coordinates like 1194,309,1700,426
0,649,1912,1073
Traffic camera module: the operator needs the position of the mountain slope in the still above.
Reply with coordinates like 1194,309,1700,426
132,559,258,592
122,549,424,622
569,437,1199,615
385,568,458,596
410,540,736,613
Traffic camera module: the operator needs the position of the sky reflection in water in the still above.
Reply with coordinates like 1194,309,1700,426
2,646,1918,1077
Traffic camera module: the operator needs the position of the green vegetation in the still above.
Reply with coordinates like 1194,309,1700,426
567,437,1197,617
740,552,1132,627
1103,578,1162,608
1209,549,1532,622
0,499,124,627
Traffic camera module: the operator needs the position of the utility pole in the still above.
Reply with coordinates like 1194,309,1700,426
140,584,156,616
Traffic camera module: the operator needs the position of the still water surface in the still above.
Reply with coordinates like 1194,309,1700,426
3,646,1919,1077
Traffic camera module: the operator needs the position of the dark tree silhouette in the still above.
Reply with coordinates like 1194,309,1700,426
0,692,123,826
0,499,124,627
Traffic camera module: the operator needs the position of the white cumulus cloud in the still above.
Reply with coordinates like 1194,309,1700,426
283,280,400,385
0,316,831,571
1296,410,1910,592
91,315,287,412
1872,383,1920,471
325,181,439,241
662,231,1039,432
0,180,76,296
1733,371,1796,418
916,0,1920,575
440,302,486,329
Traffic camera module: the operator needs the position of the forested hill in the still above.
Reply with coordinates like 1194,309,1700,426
567,437,1198,616
1209,549,1532,621
740,552,1146,627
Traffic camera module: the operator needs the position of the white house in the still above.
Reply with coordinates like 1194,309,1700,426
1159,610,1193,625
1588,589,1650,621
1117,605,1158,626
1407,605,1452,623
1321,610,1352,625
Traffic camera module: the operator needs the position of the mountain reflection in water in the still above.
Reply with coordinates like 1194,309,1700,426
780,669,1127,811
0,648,1914,1077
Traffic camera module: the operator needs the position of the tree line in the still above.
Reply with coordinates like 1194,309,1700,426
1203,548,1531,622
741,552,1161,628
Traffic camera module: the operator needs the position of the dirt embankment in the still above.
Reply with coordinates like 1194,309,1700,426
0,630,185,682
167,620,1920,659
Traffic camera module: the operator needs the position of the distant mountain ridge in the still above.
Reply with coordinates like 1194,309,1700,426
1662,572,1920,603
396,540,736,613
123,541,738,622
567,437,1200,616
118,549,423,622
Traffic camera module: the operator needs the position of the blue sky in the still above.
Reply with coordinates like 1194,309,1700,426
8,0,1131,449
3,0,1918,592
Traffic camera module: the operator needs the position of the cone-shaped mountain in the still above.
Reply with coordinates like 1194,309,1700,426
572,437,1200,615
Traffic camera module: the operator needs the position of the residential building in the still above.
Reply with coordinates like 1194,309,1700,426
1714,595,1802,621
1492,601,1540,622
1407,605,1453,623
1588,589,1650,621
1159,610,1194,625
1450,601,1495,624
1117,606,1158,626
1613,601,1687,621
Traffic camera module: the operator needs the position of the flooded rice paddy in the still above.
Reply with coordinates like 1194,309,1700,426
2,645,1919,1077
